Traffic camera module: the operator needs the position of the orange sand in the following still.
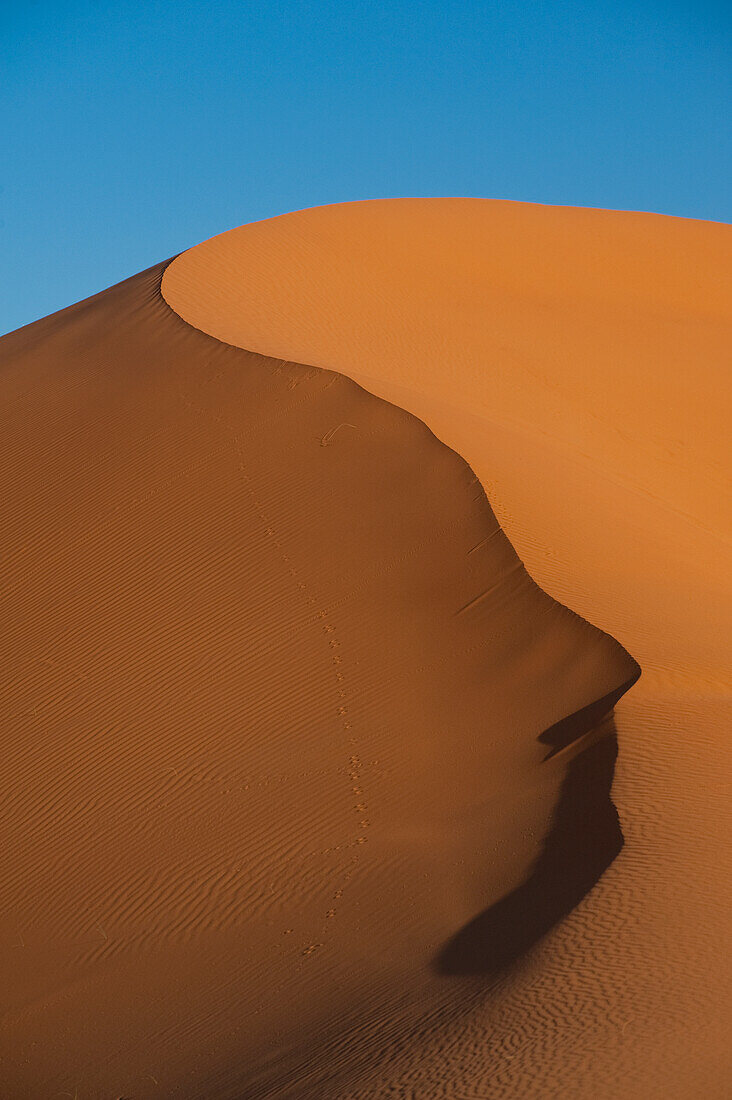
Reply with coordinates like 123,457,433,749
0,257,638,1098
0,198,728,1098
162,199,732,1096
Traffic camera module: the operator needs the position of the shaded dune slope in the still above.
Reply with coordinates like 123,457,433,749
0,258,638,1098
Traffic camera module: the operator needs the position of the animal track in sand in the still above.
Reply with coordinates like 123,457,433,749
176,379,372,959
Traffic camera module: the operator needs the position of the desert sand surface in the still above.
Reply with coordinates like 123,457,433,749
0,199,726,1099
161,199,732,1096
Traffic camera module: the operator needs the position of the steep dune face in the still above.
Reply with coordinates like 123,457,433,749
162,199,732,1097
1,258,637,1098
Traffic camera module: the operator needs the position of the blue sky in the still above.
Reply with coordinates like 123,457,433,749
2,0,730,334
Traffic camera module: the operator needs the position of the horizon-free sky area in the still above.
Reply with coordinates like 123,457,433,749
2,0,730,335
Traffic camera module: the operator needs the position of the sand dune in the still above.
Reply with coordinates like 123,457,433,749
162,200,731,1096
0,198,727,1098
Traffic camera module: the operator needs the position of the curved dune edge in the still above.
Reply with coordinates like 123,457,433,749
1,258,640,1099
160,199,732,1098
161,200,732,663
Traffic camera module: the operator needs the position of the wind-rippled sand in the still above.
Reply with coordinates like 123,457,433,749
1,198,728,1097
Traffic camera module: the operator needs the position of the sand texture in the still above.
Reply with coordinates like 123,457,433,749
0,197,726,1098
162,199,731,1097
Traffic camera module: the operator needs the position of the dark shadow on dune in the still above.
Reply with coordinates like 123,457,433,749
434,674,639,976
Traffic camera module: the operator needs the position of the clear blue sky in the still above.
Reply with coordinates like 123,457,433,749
2,0,730,335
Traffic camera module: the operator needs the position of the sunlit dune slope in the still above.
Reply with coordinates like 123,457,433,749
1,255,637,1099
163,198,731,670
161,198,732,1097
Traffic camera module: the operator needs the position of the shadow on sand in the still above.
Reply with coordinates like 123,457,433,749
434,678,638,977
